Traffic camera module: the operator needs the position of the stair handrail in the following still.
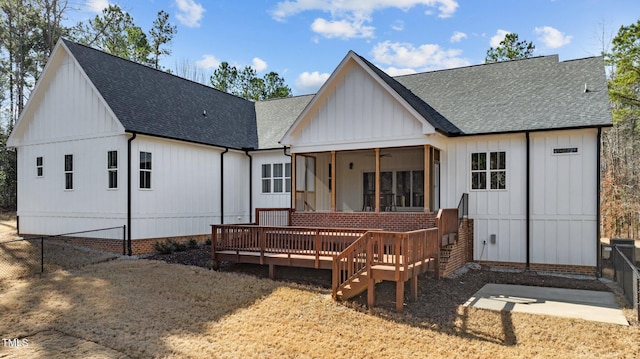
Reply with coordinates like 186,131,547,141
332,231,371,299
457,193,469,227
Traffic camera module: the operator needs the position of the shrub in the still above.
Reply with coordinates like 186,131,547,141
154,239,174,255
172,239,187,252
205,237,212,245
187,238,199,249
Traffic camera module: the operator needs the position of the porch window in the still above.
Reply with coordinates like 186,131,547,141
36,156,43,177
262,163,291,194
140,152,152,189
64,154,73,190
107,151,117,189
395,170,424,208
471,151,506,190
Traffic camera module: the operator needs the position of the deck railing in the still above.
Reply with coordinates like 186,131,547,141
332,232,370,297
332,228,440,298
436,208,459,246
255,208,293,226
457,193,469,227
212,224,368,267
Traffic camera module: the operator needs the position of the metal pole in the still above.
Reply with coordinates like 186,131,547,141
123,225,126,255
40,237,44,274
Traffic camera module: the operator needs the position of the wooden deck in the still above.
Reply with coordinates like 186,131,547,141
211,221,447,312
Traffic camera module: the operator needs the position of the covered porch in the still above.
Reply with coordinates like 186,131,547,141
291,145,442,214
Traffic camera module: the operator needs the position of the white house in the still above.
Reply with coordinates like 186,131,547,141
8,39,612,274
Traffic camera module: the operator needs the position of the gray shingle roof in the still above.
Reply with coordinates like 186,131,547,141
255,95,313,149
63,39,258,149
395,55,612,135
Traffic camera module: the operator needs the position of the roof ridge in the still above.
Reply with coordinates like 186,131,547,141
62,38,252,103
393,54,560,79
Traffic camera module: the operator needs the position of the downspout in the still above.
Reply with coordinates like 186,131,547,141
596,127,602,277
244,148,253,223
127,132,137,256
525,131,530,270
220,148,229,224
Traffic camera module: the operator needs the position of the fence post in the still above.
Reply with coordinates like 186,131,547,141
40,237,44,274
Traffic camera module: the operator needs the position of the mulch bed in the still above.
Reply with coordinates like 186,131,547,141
147,245,620,327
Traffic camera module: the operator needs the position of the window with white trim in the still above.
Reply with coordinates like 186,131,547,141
471,151,506,190
262,163,291,193
140,152,152,189
36,156,43,177
64,154,73,190
108,151,118,189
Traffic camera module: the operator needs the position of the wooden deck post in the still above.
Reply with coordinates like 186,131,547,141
424,145,431,212
291,153,296,210
331,151,336,211
396,280,404,313
375,148,381,213
410,275,418,302
211,225,219,270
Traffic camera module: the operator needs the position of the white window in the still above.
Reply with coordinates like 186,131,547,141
64,154,73,190
471,151,506,190
36,156,43,177
108,151,118,189
262,163,291,194
140,152,152,189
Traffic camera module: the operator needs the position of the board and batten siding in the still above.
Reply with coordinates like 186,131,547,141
251,151,292,213
443,134,527,264
13,49,128,237
288,61,434,153
530,129,597,267
130,136,250,239
442,129,597,267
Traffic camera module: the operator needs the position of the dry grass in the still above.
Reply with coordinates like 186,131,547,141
1,212,118,280
1,259,638,358
0,239,118,280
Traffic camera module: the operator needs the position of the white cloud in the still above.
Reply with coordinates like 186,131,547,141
534,26,572,48
383,67,417,76
195,54,220,70
372,41,470,72
295,71,331,93
450,31,467,43
175,0,205,28
490,29,509,48
391,20,405,32
85,0,109,13
252,57,268,72
271,0,458,39
311,18,375,39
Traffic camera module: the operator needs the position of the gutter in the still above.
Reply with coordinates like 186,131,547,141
525,131,530,270
220,148,229,224
596,127,602,277
243,148,253,223
127,132,137,256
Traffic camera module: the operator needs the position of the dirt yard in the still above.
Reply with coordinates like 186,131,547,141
0,256,638,358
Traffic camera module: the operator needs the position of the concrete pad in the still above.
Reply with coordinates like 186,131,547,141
464,284,628,326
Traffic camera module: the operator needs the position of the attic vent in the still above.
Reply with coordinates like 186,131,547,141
553,147,579,155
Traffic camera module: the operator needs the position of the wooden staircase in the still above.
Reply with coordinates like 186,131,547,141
334,270,370,300
332,227,442,312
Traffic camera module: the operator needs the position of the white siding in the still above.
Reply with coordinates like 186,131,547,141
289,62,433,153
442,130,598,267
251,151,293,215
13,52,122,146
130,137,250,239
15,50,127,237
443,134,527,263
530,129,597,266
17,136,128,236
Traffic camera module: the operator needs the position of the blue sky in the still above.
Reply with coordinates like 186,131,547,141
70,0,640,95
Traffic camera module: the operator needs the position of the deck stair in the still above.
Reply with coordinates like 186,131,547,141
212,206,463,313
